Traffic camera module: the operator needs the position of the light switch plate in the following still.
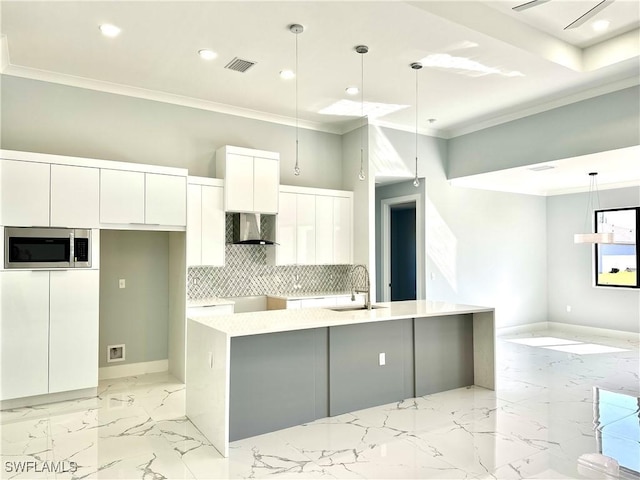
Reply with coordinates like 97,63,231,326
379,352,386,366
119,279,126,289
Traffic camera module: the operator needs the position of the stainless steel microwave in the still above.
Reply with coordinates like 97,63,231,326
4,227,92,269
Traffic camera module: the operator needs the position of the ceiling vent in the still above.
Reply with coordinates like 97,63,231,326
224,57,257,73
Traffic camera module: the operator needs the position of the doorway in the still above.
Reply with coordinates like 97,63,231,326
390,204,417,300
381,194,423,302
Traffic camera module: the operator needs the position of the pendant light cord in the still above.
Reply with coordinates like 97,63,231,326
411,62,422,187
357,45,368,181
294,29,300,175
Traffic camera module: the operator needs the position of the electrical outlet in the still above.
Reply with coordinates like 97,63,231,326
566,305,572,313
119,279,126,289
379,352,386,366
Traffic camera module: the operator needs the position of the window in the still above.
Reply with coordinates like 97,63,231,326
595,207,639,288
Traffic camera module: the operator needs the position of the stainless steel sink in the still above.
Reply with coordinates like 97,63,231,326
327,304,386,312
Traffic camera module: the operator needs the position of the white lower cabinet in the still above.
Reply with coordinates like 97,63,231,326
49,270,99,394
0,270,99,401
0,271,50,400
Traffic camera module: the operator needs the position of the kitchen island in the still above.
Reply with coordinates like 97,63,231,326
186,300,495,457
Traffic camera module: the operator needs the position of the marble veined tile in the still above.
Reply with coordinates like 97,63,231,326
1,327,638,479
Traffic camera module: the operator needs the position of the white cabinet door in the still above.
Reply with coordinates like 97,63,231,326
187,184,203,266
315,195,334,265
49,270,99,394
224,153,254,213
333,196,352,264
50,164,100,228
296,194,316,265
0,271,50,400
253,157,279,214
276,192,297,265
100,169,145,224
145,173,187,226
201,185,225,266
0,159,50,227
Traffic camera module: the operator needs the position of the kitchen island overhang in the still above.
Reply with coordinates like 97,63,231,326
186,300,495,457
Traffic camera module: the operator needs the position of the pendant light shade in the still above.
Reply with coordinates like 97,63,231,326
574,172,615,244
356,45,368,181
290,23,303,176
411,62,422,188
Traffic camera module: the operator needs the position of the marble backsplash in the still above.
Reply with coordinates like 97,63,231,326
188,244,351,299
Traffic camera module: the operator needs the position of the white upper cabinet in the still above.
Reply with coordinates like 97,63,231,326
0,159,50,227
50,164,100,228
201,184,225,266
333,195,352,264
145,173,187,226
276,192,297,265
100,169,187,228
216,145,279,214
187,178,225,267
100,169,145,224
315,195,334,265
296,194,316,265
275,186,353,266
253,156,279,214
0,151,187,230
224,153,254,213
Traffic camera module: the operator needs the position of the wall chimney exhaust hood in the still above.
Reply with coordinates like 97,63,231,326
231,213,276,245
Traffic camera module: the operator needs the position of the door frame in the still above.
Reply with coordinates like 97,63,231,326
381,194,424,302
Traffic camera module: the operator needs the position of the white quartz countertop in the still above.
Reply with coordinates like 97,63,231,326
187,297,236,307
189,300,493,337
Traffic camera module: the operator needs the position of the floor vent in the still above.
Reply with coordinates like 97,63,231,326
224,57,257,73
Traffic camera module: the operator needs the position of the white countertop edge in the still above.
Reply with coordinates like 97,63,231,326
187,298,236,307
188,300,494,338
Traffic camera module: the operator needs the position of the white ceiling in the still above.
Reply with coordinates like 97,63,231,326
1,1,639,193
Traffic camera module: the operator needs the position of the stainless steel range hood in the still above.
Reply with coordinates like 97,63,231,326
231,213,276,245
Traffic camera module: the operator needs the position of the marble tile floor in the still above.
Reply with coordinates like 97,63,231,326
1,327,638,480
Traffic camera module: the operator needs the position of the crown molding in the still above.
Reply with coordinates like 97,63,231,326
0,63,346,135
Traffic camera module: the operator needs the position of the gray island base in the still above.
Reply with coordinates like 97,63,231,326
186,300,495,457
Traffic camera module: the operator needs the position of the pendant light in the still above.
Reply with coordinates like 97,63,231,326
290,24,304,176
410,62,422,187
356,45,368,181
574,172,615,244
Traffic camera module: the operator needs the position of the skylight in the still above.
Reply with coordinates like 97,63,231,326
420,53,524,77
318,100,408,119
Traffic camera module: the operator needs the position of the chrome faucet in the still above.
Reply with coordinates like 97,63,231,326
349,264,371,310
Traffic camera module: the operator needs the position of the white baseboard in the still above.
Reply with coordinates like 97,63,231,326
497,322,549,337
496,321,639,341
548,322,640,341
99,359,168,380
1,387,98,410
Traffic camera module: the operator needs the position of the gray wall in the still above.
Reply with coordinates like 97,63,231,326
0,76,343,189
99,230,169,367
547,187,640,333
374,127,549,329
448,86,640,178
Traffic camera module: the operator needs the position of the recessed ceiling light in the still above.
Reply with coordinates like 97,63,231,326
592,19,611,32
198,49,218,60
99,24,121,38
279,69,295,80
345,86,359,95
